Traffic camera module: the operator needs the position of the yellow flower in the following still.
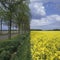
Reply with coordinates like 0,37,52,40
30,31,60,60
58,56,60,59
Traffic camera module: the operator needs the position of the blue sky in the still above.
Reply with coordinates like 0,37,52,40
0,0,60,30
30,0,60,30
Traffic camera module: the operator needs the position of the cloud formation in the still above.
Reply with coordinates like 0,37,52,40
31,15,60,28
30,0,60,29
30,2,46,19
30,0,60,3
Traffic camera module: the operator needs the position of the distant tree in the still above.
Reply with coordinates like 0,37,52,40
53,29,60,31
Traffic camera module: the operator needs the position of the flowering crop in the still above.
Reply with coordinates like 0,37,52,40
30,31,60,60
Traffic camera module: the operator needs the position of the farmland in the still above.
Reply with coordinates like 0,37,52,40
30,31,60,60
0,31,60,60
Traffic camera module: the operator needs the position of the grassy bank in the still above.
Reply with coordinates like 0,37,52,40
0,34,31,60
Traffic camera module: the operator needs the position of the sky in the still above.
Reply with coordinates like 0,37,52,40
30,0,60,30
0,0,60,30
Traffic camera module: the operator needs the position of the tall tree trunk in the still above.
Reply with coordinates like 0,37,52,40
22,22,24,35
20,23,23,35
22,23,24,34
1,19,2,34
18,26,20,35
8,19,12,39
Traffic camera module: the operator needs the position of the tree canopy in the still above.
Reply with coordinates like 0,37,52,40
0,0,31,39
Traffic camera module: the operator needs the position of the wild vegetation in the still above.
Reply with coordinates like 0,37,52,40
0,34,31,60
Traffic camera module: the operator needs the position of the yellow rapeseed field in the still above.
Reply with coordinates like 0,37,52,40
30,31,60,60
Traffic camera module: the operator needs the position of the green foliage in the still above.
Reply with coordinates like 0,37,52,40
0,35,21,60
0,34,31,60
12,35,31,60
0,50,11,60
0,0,30,39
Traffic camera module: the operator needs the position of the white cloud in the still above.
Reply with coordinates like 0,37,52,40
30,0,60,3
30,14,60,27
30,18,52,27
30,2,46,16
30,0,60,29
30,0,40,2
49,15,60,21
34,3,46,16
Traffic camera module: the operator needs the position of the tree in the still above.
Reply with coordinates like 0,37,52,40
0,7,5,34
14,2,30,35
0,0,30,39
0,0,26,39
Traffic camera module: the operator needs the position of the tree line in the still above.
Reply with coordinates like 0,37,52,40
31,29,60,31
0,0,31,39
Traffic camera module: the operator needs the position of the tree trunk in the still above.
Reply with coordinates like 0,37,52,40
8,20,12,39
1,19,2,34
18,26,20,35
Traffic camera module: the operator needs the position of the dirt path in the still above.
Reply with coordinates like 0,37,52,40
0,34,18,40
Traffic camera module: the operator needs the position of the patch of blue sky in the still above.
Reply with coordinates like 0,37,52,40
30,0,60,29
